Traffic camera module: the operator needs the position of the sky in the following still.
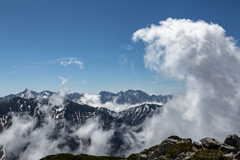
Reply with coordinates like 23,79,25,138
1,0,240,97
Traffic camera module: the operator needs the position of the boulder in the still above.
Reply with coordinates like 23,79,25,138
153,155,166,160
147,136,181,160
233,151,240,159
199,137,221,149
178,138,192,144
223,152,234,159
138,154,147,160
193,141,202,149
168,135,182,141
224,134,240,150
219,143,238,154
175,152,194,160
140,149,149,155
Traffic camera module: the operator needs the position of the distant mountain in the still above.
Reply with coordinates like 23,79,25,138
0,89,172,105
99,90,172,104
97,104,162,126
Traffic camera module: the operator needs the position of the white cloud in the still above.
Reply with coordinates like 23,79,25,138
59,76,68,85
60,58,84,69
35,58,84,69
121,43,133,50
80,81,86,84
131,62,136,74
132,18,240,145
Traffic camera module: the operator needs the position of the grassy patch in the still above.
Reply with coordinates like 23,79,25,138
126,153,137,160
148,145,159,152
40,153,125,160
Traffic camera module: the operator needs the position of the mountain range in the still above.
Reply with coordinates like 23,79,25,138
0,92,164,159
0,89,172,105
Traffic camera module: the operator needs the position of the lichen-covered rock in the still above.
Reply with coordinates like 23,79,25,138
199,137,221,149
167,135,182,141
219,143,238,154
193,141,202,149
140,149,149,155
137,154,147,160
175,152,194,160
147,136,180,160
233,151,240,159
223,152,234,159
224,134,240,150
178,138,192,144
153,155,174,160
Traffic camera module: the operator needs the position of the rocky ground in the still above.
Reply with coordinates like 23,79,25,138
41,134,240,160
132,134,240,160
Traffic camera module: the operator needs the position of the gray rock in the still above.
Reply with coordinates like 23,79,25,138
182,138,192,144
219,143,238,154
138,154,147,160
223,152,234,158
153,156,174,160
167,135,182,141
147,137,178,160
140,149,149,155
199,137,221,149
224,134,240,150
178,138,192,144
234,151,240,159
175,152,194,160
193,141,202,149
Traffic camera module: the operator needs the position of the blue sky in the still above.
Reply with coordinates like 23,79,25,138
1,0,240,96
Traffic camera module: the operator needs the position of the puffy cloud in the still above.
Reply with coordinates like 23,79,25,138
78,93,162,112
132,18,240,145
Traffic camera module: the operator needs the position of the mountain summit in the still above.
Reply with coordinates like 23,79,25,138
0,89,172,105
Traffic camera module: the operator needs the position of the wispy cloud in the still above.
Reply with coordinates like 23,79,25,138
35,58,84,69
12,65,16,69
59,76,68,85
146,76,160,84
119,55,127,66
80,81,86,84
131,62,136,74
121,43,133,51
60,58,84,69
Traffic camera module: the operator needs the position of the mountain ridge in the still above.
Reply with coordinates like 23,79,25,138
0,89,172,105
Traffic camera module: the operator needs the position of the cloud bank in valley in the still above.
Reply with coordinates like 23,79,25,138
131,18,240,150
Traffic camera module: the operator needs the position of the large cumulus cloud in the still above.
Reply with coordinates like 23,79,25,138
132,18,240,146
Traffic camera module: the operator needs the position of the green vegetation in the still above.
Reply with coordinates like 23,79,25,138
165,143,193,158
126,153,137,160
40,153,125,160
148,145,159,152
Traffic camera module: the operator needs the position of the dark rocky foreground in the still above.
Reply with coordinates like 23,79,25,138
40,134,240,160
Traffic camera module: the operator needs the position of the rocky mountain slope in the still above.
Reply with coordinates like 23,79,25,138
0,89,172,105
40,134,240,160
0,97,163,160
99,90,172,104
